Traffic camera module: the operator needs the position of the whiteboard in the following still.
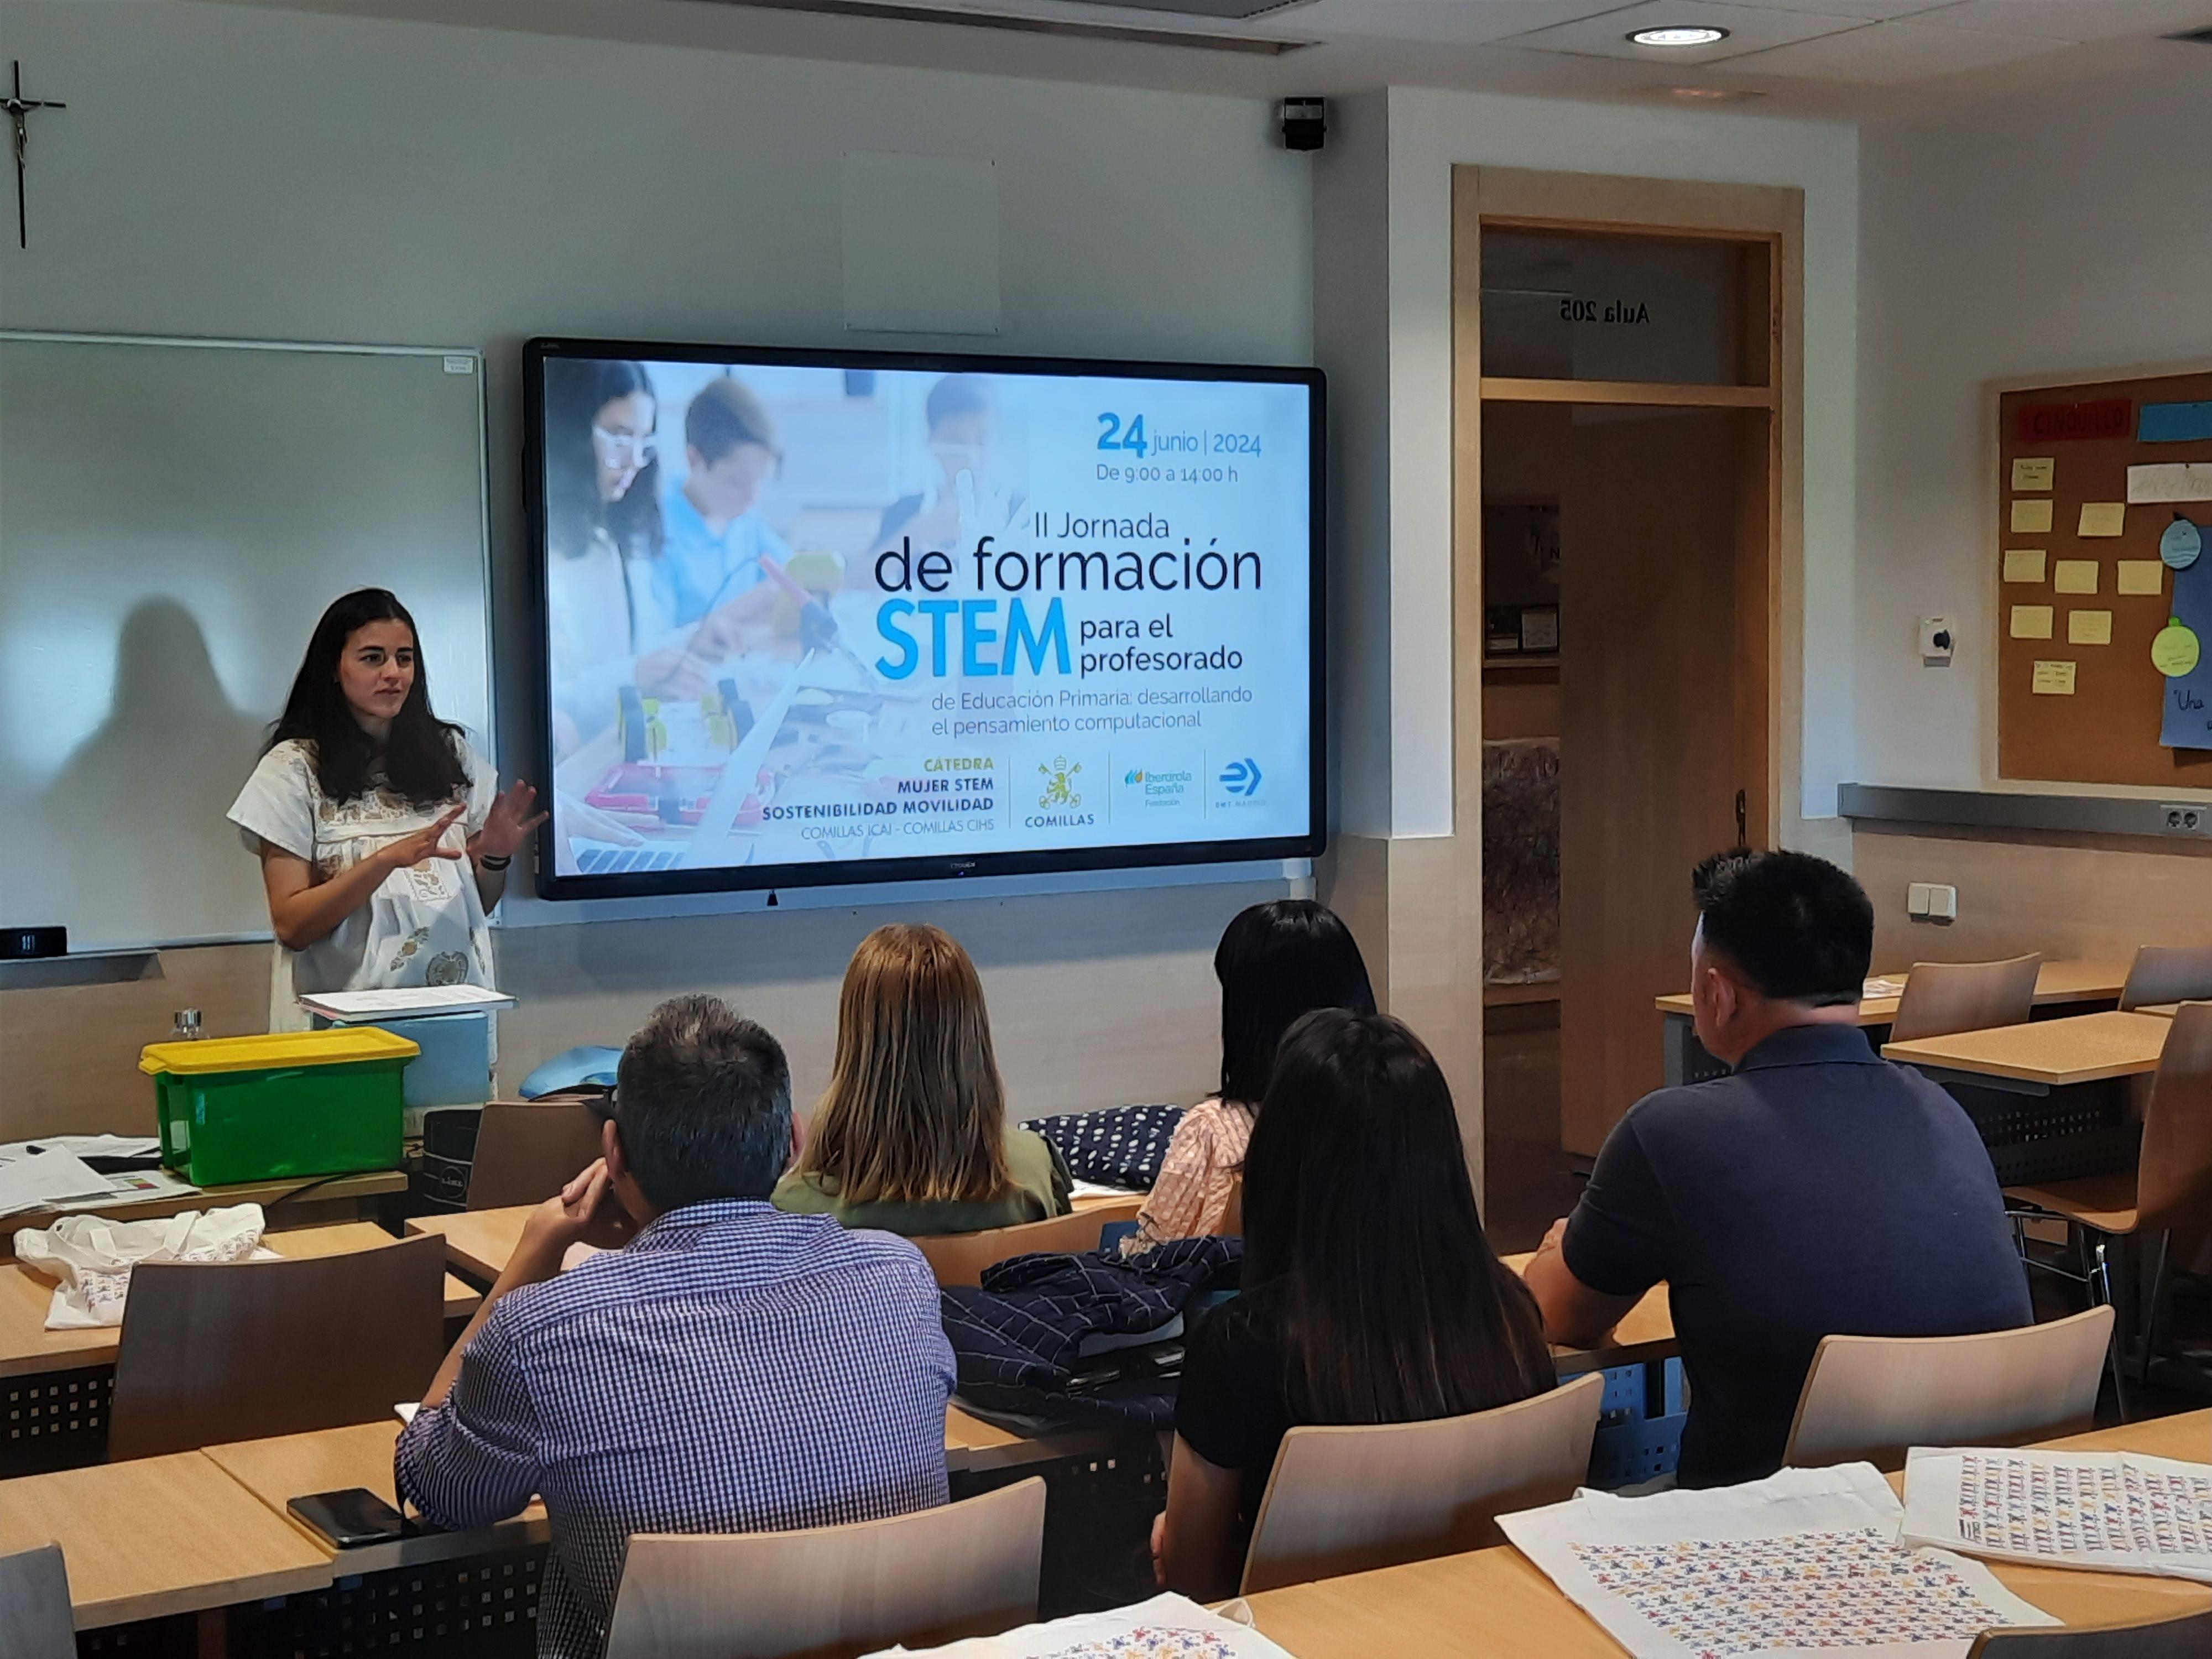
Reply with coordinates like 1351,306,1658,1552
0,333,491,950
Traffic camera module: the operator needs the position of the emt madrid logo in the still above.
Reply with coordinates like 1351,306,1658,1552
1218,758,1263,799
1037,757,1083,809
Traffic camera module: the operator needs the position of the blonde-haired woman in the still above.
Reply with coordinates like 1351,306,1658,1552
774,924,1072,1235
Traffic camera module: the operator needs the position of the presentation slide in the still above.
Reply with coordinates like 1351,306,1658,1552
532,344,1320,895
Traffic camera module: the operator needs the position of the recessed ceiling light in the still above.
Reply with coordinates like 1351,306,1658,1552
1630,25,1729,48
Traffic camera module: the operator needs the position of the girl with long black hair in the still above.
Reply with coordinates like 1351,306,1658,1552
1153,1010,1556,1598
228,588,544,1029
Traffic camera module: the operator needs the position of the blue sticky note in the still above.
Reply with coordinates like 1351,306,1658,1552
2141,401,2212,444
2163,554,2212,750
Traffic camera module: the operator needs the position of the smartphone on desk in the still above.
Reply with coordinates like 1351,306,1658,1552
288,1488,408,1548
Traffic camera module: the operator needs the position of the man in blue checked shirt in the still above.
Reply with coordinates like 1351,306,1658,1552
398,995,955,1659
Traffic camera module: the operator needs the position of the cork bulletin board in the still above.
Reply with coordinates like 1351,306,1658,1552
1996,365,2212,786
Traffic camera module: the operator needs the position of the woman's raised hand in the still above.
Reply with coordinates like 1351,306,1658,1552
378,804,468,872
473,780,550,860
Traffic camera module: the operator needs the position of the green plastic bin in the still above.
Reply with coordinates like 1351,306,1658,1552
139,1027,418,1187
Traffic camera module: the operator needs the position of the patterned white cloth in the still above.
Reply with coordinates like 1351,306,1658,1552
227,737,498,1030
396,1199,954,1659
1903,1447,2212,1583
865,1593,1293,1657
1499,1463,2058,1658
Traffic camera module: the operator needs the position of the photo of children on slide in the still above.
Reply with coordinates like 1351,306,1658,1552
539,354,1315,879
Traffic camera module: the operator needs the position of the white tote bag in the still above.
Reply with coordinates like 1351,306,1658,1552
14,1204,269,1329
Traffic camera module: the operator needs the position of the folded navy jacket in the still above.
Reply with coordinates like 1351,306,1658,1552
941,1236,1243,1427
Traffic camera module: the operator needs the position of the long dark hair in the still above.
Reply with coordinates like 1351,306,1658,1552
543,357,663,563
267,588,468,808
1241,1010,1554,1425
1215,900,1376,1107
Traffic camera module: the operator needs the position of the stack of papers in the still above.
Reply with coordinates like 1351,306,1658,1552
1865,976,1910,1000
1499,1463,2057,1658
298,984,516,1021
0,1148,123,1220
1903,1447,2212,1583
863,1593,1293,1657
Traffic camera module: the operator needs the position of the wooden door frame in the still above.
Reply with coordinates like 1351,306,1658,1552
1451,166,1803,1166
1453,166,1802,864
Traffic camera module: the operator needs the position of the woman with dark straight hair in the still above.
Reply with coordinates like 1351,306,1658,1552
228,588,543,1029
1154,1010,1555,1598
1121,900,1375,1256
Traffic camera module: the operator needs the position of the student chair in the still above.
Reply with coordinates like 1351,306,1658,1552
107,1232,447,1460
1238,1371,1604,1596
466,1099,607,1210
602,1478,1045,1659
1966,1608,2212,1656
913,1201,1142,1288
0,1543,74,1659
1886,953,2043,1043
1780,1307,2112,1473
1220,1175,1244,1237
2004,1000,2212,1395
2117,943,2212,1011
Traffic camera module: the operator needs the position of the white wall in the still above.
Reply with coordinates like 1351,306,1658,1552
1855,59,2212,791
0,0,1314,1112
1340,86,1860,844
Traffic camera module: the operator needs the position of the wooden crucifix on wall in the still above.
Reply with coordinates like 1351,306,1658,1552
4,60,66,249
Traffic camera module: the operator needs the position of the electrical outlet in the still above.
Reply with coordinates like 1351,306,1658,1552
1907,883,1957,922
2161,804,2211,835
1907,883,1932,917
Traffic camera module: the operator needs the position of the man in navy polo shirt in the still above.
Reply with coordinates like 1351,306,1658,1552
1525,849,2032,1489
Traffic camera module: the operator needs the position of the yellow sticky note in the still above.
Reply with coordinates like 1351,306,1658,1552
2068,610,2112,645
2012,499,2054,534
2031,660,2077,695
2053,560,2100,595
2078,502,2126,537
2011,457,2055,492
2003,549,2047,584
2119,561,2166,597
2010,604,2054,640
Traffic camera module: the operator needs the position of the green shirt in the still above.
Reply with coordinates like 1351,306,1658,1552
771,1126,1073,1237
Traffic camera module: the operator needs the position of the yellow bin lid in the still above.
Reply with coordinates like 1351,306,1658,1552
140,1026,421,1076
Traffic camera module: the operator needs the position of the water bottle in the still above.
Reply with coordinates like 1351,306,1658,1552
171,1008,204,1042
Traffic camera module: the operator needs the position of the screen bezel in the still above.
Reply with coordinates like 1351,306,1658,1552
524,335,1326,902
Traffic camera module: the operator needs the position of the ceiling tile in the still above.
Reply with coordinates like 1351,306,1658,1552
1499,0,1876,62
1713,0,1959,16
1726,15,2079,77
1917,0,2212,42
1292,1,1647,49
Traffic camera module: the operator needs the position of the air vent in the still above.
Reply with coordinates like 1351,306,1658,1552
2166,23,2212,43
687,0,1316,53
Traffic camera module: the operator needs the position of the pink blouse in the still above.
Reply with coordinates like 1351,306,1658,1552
1123,1098,1254,1256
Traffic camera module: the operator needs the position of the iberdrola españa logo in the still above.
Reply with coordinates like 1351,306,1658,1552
1037,756,1082,808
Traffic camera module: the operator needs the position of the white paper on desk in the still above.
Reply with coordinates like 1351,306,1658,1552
1903,1447,2212,1583
298,984,516,1020
9,1134,164,1161
395,1402,420,1425
1498,1463,2058,1658
0,1149,119,1218
1068,1180,1144,1202
863,1592,1292,1658
64,1167,201,1209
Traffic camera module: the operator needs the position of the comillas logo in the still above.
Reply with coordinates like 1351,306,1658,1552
1037,757,1082,810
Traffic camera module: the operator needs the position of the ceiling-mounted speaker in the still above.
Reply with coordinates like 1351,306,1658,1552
1279,96,1325,151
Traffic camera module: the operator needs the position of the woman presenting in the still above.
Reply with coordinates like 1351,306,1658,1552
228,588,545,1030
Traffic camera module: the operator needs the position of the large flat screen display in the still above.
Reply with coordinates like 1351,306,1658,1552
526,338,1323,899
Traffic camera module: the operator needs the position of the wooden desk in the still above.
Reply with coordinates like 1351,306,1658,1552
1655,959,2133,1026
0,1169,408,1261
409,1191,1150,1286
1500,1251,1676,1377
0,1223,480,1381
0,1452,335,1629
1242,1409,2212,1657
1882,1010,2173,1092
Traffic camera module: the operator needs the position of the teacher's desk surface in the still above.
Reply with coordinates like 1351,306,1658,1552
1653,958,2132,1025
0,1222,482,1380
1241,1408,2212,1657
408,1206,1678,1382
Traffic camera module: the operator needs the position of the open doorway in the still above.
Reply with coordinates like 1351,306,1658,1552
1456,174,1800,1248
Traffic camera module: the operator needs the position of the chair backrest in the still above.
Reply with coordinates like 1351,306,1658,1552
603,1478,1045,1659
1781,1307,2112,1473
2119,945,2212,1012
0,1543,74,1659
467,1099,606,1209
108,1232,447,1460
1887,953,2044,1042
912,1210,1108,1288
1239,1371,1604,1596
1220,1175,1243,1237
2136,1000,2212,1232
1968,1608,2212,1656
